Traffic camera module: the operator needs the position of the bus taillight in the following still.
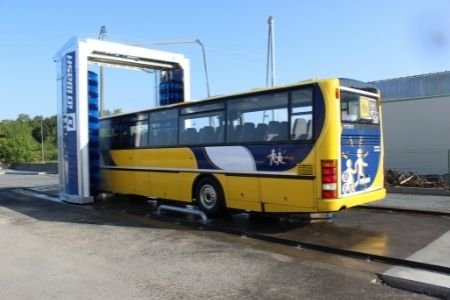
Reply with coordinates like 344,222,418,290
322,160,337,199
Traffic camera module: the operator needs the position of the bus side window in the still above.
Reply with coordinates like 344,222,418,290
133,121,149,147
199,126,216,144
266,121,280,141
100,119,120,150
181,128,199,144
229,124,243,142
255,123,268,140
227,92,288,143
240,122,256,142
291,88,313,141
120,123,132,148
292,118,307,139
180,111,224,145
149,109,178,147
138,123,148,146
279,121,288,140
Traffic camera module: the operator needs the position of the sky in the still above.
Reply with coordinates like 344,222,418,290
1,0,450,120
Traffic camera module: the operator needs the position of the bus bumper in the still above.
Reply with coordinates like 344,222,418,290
317,188,386,212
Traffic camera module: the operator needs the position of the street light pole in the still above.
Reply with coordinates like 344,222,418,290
195,39,211,98
98,26,107,116
146,39,211,98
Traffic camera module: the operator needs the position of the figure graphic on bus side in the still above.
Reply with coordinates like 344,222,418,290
342,159,356,194
342,148,371,194
354,148,371,189
268,149,286,166
268,149,277,166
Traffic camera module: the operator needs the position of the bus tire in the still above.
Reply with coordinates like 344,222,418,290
195,177,225,216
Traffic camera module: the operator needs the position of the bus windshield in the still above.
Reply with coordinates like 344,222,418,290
341,91,379,124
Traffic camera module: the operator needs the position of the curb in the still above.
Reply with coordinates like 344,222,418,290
0,170,50,175
380,274,450,299
388,186,450,197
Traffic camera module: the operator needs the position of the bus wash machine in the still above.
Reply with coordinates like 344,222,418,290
54,37,191,204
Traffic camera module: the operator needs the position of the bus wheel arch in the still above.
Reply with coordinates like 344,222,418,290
193,174,226,216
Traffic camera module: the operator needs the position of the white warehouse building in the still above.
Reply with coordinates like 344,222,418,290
371,71,450,175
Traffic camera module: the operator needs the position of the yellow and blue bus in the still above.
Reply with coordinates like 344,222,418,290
99,78,385,216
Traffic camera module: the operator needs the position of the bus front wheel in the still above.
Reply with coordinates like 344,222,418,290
195,177,225,216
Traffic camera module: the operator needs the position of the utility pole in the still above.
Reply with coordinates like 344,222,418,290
40,118,45,163
266,16,276,87
98,26,107,116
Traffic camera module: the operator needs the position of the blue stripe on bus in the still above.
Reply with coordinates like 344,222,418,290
190,143,314,172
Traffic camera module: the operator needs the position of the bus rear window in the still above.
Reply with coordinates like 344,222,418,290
341,91,379,124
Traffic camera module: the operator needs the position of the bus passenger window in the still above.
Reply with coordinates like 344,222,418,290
100,119,120,150
133,122,148,147
180,111,224,145
266,121,280,141
149,109,178,146
227,92,288,143
181,128,199,144
199,126,216,144
291,88,313,140
292,118,307,139
255,123,268,140
120,123,134,148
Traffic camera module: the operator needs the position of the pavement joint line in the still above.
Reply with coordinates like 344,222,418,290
12,188,64,203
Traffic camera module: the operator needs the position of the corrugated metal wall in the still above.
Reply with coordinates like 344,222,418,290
370,71,450,175
371,71,450,101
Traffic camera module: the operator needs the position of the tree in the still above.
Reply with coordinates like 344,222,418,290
30,115,58,162
102,108,122,116
31,115,57,146
16,113,32,123
0,119,40,163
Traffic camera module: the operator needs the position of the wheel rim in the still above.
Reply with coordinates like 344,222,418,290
199,184,217,210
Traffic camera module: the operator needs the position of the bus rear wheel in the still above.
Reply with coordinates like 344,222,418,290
195,177,225,217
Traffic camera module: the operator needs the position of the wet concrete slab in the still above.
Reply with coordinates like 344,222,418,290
0,189,432,299
209,208,450,261
19,186,450,266
382,230,450,298
5,177,450,298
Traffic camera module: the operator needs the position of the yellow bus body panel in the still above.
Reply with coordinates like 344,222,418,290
226,176,260,203
260,178,315,210
110,148,197,169
103,148,198,201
